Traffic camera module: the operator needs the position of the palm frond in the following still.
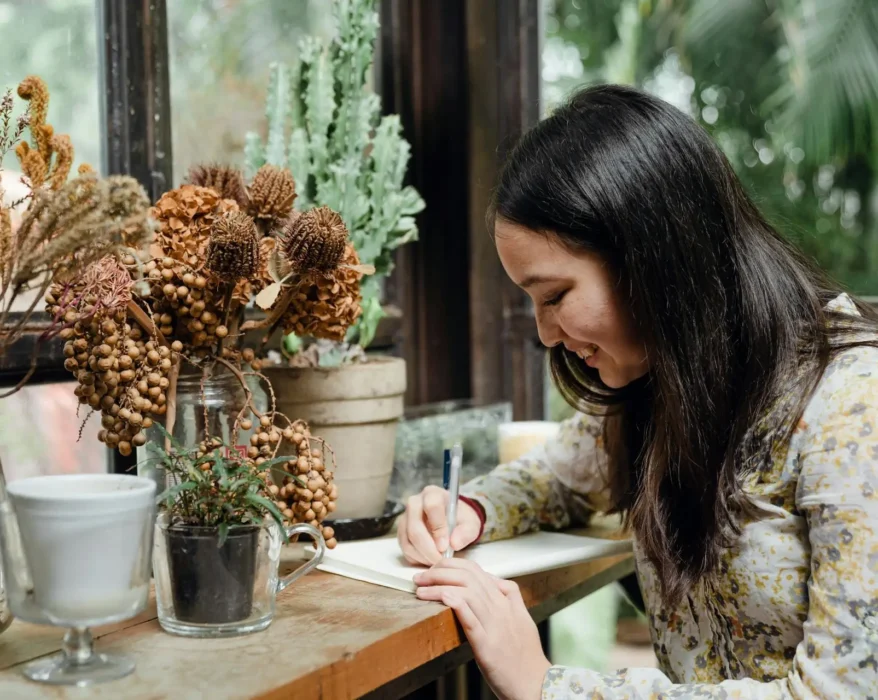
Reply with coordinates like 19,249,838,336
768,0,878,163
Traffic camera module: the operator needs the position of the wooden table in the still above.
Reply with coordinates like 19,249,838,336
0,528,634,699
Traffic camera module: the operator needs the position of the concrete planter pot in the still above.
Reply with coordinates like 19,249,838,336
263,356,406,520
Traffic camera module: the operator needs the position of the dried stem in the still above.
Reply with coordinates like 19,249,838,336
127,300,169,348
217,283,235,357
164,358,180,454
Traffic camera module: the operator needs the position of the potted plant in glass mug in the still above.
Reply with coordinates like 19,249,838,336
151,425,329,637
244,0,425,520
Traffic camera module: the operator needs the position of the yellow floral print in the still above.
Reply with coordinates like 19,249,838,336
461,295,878,699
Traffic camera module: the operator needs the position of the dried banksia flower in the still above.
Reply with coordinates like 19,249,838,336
187,164,248,208
206,210,260,279
246,165,296,230
280,206,348,272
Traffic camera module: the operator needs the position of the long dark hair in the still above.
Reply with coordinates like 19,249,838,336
493,84,878,605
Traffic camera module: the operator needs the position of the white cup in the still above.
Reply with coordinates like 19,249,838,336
6,474,156,624
497,421,561,464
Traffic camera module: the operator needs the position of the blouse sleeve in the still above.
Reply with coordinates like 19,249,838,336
459,412,611,542
540,354,878,699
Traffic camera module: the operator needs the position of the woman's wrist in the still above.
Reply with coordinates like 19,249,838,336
459,495,486,541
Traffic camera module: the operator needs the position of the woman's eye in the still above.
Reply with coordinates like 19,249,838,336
542,290,567,307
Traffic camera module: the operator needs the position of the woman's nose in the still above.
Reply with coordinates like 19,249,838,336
534,311,563,349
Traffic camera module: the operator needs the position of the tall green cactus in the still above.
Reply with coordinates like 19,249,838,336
245,0,425,357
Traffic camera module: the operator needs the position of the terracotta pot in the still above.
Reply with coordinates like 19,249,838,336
263,357,406,520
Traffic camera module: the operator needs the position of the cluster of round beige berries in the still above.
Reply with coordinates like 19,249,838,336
266,419,338,548
143,256,228,353
47,287,176,456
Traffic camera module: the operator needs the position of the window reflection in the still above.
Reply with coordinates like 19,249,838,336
0,382,108,482
168,0,335,184
0,0,101,175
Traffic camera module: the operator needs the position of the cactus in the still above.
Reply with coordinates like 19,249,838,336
246,0,424,360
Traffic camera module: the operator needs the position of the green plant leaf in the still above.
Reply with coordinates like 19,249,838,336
244,493,286,531
156,480,196,506
151,421,185,455
217,522,230,548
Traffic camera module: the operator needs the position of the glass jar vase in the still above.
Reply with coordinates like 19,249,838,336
136,363,268,494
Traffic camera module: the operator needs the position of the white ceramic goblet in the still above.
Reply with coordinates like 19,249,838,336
0,473,155,686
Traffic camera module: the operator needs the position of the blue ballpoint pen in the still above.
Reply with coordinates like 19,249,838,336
443,444,463,559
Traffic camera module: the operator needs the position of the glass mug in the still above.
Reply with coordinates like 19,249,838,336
153,514,326,637
0,474,155,685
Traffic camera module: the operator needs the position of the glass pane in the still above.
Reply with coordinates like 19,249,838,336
0,0,102,175
0,382,109,481
167,0,336,185
0,0,102,314
540,0,878,296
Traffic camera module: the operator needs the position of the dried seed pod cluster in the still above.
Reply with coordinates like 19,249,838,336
143,256,229,354
46,283,174,456
266,420,338,548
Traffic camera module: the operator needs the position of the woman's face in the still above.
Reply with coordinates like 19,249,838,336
495,219,649,389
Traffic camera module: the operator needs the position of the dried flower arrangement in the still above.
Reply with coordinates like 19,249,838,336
22,93,367,544
0,76,153,393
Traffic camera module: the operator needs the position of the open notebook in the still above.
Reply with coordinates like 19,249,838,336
314,531,633,593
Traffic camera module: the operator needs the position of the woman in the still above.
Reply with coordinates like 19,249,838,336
398,84,878,699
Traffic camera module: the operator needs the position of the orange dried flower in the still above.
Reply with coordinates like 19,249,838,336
281,243,363,342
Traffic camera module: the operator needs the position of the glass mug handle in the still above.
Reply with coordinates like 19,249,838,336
277,523,326,593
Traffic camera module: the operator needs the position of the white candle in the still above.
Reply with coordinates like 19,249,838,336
497,421,560,464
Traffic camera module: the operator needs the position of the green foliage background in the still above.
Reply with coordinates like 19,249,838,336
542,0,878,296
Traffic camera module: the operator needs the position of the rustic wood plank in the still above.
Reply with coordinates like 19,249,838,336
0,533,631,700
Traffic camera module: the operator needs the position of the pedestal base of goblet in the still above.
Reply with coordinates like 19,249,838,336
22,627,135,686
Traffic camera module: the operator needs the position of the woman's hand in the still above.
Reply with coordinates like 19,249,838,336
397,486,482,565
414,559,550,700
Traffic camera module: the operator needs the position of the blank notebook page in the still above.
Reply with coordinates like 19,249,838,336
315,531,633,593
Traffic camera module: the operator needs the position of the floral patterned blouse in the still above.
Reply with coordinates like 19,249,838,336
461,295,878,699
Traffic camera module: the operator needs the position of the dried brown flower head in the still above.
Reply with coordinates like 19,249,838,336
206,210,260,280
281,243,363,342
280,206,348,272
151,184,238,266
246,165,296,231
77,255,134,316
187,163,248,208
